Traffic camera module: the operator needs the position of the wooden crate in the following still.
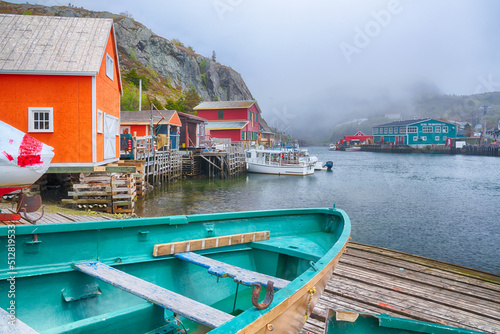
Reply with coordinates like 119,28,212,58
62,172,137,214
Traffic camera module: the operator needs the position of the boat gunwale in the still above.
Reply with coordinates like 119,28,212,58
0,207,338,236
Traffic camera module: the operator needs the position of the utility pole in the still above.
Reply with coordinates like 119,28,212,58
139,79,142,111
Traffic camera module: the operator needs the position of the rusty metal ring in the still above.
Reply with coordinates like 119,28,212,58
252,280,274,310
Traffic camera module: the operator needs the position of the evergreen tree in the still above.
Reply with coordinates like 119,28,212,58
183,87,202,114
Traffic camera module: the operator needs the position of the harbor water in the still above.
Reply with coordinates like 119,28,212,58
136,148,500,275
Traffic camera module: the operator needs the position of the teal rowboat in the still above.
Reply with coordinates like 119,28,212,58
0,207,350,334
324,310,486,334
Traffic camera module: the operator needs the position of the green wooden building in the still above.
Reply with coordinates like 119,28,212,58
373,118,457,147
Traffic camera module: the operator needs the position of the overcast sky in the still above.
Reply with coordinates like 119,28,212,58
9,0,500,137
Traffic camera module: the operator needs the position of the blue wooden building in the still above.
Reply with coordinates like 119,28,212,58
373,118,457,147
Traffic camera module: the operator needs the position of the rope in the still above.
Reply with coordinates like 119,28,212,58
304,286,316,323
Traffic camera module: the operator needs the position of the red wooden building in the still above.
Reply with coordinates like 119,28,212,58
0,14,122,167
340,131,374,146
194,100,261,142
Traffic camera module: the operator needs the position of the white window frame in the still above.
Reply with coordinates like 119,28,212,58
435,136,440,141
422,126,433,133
435,126,441,133
97,109,104,134
413,136,418,141
106,54,114,80
28,107,53,133
421,136,427,141
443,126,449,133
389,127,393,134
408,127,417,133
400,127,406,134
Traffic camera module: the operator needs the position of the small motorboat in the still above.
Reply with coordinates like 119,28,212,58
324,310,484,334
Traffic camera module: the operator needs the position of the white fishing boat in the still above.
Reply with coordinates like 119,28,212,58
345,146,361,152
0,121,54,196
245,148,314,176
328,144,337,151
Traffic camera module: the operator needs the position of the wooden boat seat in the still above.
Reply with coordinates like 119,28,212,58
153,231,270,257
175,252,290,290
72,261,234,329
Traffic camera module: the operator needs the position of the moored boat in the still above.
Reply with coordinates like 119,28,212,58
344,146,361,152
245,148,314,175
0,120,54,197
324,310,484,334
0,207,350,334
328,144,337,151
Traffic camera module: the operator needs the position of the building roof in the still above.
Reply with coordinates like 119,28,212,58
121,110,181,126
375,118,431,127
0,14,114,75
206,121,249,130
194,100,260,112
259,117,274,134
177,111,208,123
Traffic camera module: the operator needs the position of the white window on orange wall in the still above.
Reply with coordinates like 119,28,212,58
106,54,114,80
97,110,103,133
28,107,53,132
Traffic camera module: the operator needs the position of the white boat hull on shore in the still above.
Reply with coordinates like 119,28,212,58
0,121,54,196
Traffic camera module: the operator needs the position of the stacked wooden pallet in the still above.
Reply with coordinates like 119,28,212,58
108,160,147,197
62,173,136,214
111,174,136,214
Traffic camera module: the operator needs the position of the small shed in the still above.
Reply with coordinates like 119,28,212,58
0,14,122,167
177,112,207,149
120,110,182,150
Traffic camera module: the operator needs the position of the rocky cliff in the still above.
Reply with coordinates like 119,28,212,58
0,1,254,104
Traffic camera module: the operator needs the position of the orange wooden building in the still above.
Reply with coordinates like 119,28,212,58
0,14,122,167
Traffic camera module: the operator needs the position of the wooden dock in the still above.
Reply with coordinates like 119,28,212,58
0,211,113,225
304,242,500,334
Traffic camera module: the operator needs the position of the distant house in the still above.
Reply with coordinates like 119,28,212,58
258,117,275,147
194,100,261,142
120,110,182,150
340,131,373,146
177,112,207,149
0,14,122,167
373,118,457,147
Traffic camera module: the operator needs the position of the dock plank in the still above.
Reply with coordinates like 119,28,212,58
345,247,500,292
304,242,500,334
334,262,500,320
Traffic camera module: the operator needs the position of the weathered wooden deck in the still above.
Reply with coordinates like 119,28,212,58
304,242,500,334
0,210,113,225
